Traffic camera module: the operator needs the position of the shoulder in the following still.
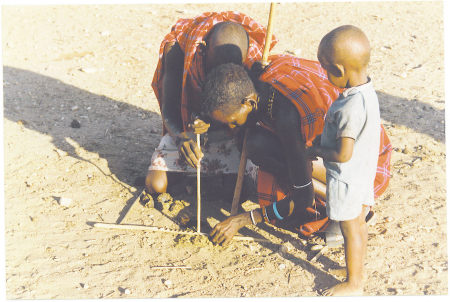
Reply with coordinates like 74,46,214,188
336,92,365,114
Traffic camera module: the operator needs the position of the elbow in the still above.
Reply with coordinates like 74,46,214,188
336,151,352,163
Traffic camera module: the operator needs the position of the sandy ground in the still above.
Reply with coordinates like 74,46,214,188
1,1,447,299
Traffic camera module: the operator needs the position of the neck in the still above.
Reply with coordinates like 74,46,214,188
347,69,369,87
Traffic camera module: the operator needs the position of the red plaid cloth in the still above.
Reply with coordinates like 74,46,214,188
151,11,277,132
259,54,341,145
256,55,392,232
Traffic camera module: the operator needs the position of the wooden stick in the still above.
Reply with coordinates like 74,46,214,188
261,2,276,65
231,128,249,216
196,133,201,233
91,222,274,243
311,245,328,262
230,3,276,216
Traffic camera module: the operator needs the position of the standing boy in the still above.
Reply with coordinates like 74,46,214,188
308,25,381,296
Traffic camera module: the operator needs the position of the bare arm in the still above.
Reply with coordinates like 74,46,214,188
310,137,354,163
160,41,185,138
273,96,313,188
160,42,203,167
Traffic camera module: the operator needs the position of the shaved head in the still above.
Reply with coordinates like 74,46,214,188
318,25,370,71
205,21,249,71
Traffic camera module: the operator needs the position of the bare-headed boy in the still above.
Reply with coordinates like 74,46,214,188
308,25,380,296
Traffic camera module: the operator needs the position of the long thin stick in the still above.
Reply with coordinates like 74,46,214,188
231,128,249,216
311,245,328,262
92,222,273,243
261,3,276,65
230,3,276,216
196,133,201,233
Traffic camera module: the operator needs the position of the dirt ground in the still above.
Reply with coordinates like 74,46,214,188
1,1,447,299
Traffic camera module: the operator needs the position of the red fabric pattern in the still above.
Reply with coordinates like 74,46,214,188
151,11,277,132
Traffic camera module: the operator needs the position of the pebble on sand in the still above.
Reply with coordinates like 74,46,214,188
163,279,173,287
310,244,324,251
70,119,81,128
80,283,89,289
59,197,72,207
79,67,97,73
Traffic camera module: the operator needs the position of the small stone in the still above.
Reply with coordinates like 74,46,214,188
279,242,294,255
70,119,81,128
402,147,410,154
402,235,415,242
124,288,131,295
71,105,79,111
141,193,154,208
150,127,158,134
80,283,89,289
384,216,394,222
100,30,110,36
157,193,173,203
278,263,286,270
278,245,288,255
59,197,72,207
400,72,407,78
80,67,97,73
163,279,173,287
311,244,323,251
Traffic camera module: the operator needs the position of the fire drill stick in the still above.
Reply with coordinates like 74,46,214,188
197,133,201,233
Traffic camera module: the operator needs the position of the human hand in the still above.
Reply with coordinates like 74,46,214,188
188,118,210,135
209,213,250,246
178,132,203,168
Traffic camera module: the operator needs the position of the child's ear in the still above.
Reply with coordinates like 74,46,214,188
330,63,345,78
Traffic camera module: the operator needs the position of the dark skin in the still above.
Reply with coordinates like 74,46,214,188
308,25,371,296
208,82,317,246
145,23,249,194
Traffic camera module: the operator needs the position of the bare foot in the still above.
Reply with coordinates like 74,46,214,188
322,281,363,296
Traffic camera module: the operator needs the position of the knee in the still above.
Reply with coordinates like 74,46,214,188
145,170,167,194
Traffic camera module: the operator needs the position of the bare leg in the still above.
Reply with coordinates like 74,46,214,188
312,160,326,183
323,206,367,296
145,170,168,194
145,170,184,194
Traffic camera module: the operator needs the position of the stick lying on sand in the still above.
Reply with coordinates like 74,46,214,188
91,222,274,243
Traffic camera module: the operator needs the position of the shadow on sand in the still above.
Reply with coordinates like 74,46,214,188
3,65,444,291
